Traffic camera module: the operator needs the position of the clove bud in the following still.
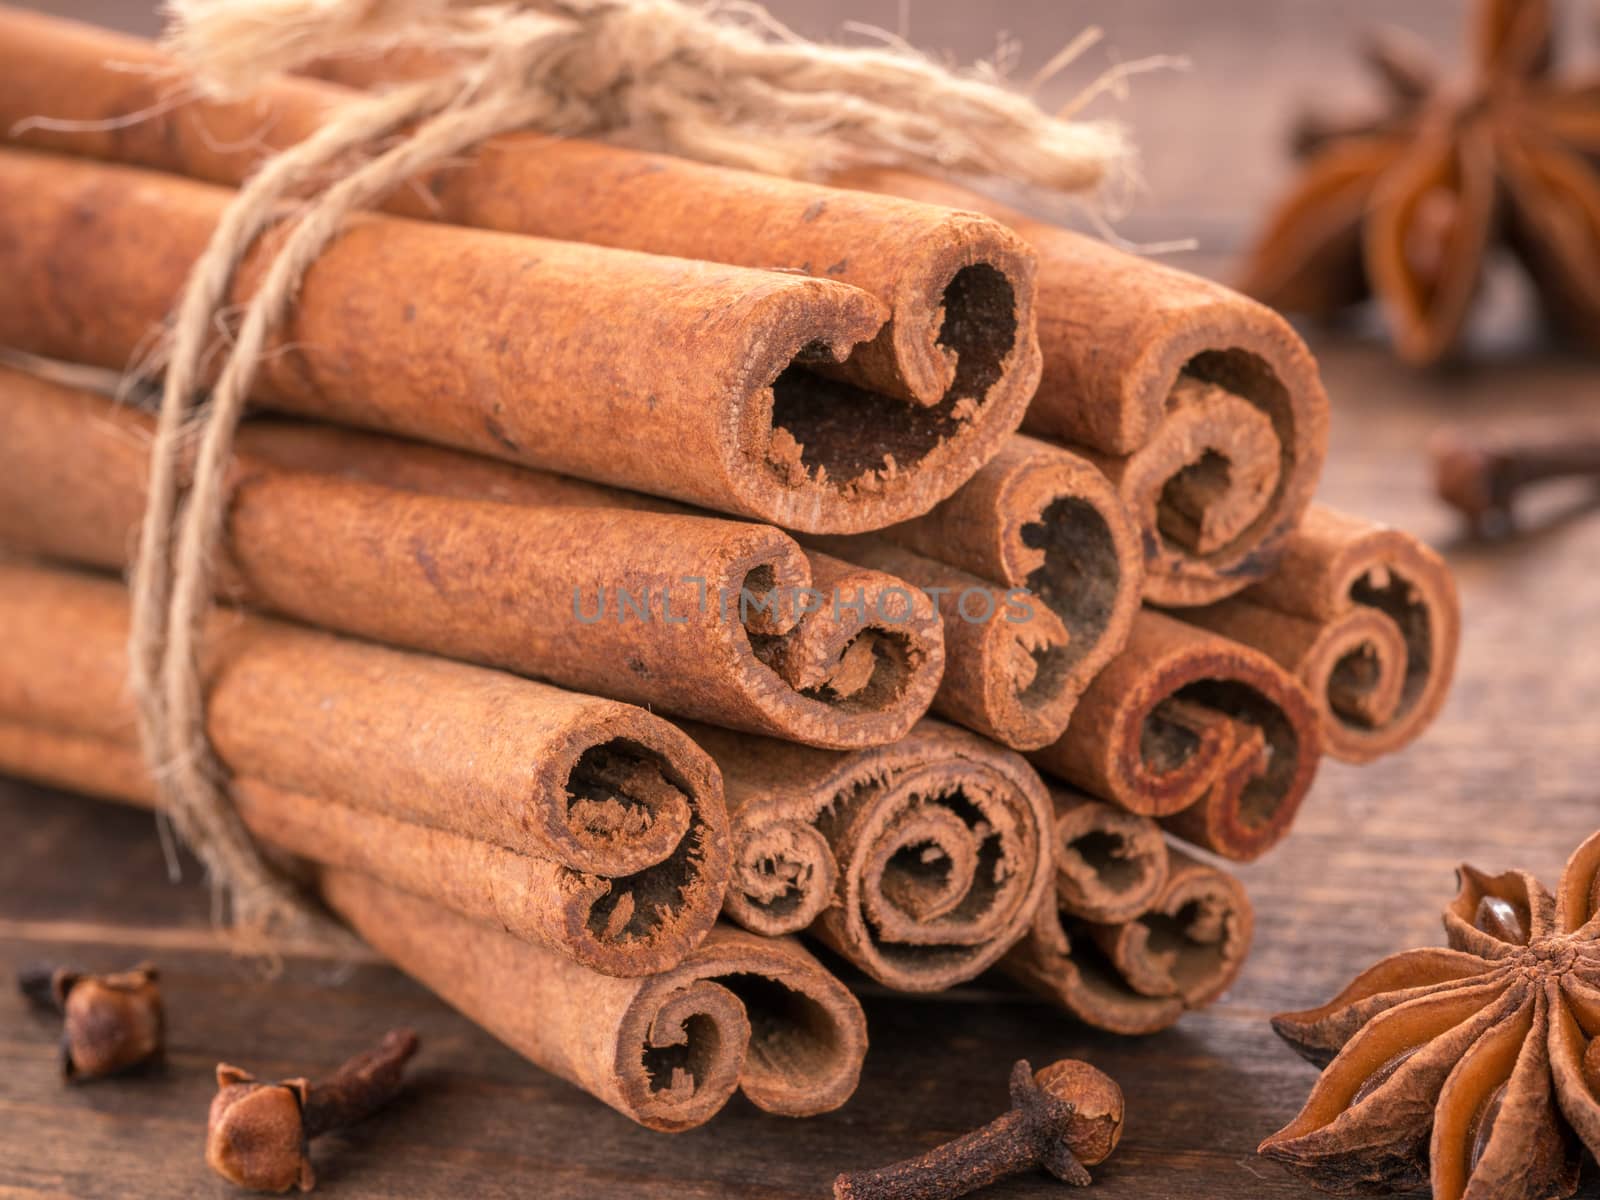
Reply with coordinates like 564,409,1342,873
18,961,164,1080
834,1058,1125,1199
1432,427,1600,538
205,1028,419,1193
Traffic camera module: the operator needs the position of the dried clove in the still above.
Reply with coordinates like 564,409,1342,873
205,1028,419,1193
17,961,163,1080
834,1058,1124,1199
1432,428,1600,538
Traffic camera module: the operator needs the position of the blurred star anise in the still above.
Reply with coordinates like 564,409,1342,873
1260,830,1600,1200
1237,0,1600,365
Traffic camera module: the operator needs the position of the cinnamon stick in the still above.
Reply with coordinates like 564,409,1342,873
320,871,867,1132
0,715,864,1128
1029,611,1323,862
1084,848,1254,1009
829,434,1145,748
0,7,1041,497
1047,790,1169,926
836,169,1330,606
0,561,729,976
0,367,944,749
1184,505,1460,763
0,146,1023,534
0,721,699,973
690,719,1054,992
1004,842,1254,1035
245,414,1080,754
805,535,1074,750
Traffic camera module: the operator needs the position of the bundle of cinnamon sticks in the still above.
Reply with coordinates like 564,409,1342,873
0,6,1461,1132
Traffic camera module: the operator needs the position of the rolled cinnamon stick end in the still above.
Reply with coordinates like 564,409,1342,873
0,561,729,976
244,421,950,745
836,169,1330,606
1049,792,1169,926
0,719,711,975
1191,505,1461,763
811,432,1142,752
0,729,864,1132
811,536,1070,750
696,720,1054,992
879,434,1145,706
1030,611,1322,862
1078,377,1294,606
1003,844,1254,1034
1003,905,1179,1035
0,148,1023,534
0,370,945,749
1083,847,1255,1010
0,8,1041,419
321,872,867,1132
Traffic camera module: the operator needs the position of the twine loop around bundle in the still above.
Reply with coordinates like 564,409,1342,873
130,0,1134,938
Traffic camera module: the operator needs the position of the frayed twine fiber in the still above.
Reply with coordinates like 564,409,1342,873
131,0,1133,938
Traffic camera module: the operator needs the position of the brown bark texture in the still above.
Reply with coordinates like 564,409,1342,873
0,718,865,1130
0,145,1021,535
1184,504,1461,763
0,367,945,749
268,415,1120,757
1004,826,1255,1035
805,534,1072,751
320,870,868,1133
1046,789,1171,926
0,6,1042,410
816,434,1145,749
0,7,1040,534
688,719,1055,993
1029,610,1324,862
0,560,729,977
836,168,1331,607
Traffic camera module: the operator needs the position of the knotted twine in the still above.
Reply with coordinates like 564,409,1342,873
132,0,1134,939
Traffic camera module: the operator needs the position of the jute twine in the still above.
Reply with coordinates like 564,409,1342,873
131,0,1134,938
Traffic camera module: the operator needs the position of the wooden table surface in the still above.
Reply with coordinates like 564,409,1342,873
3,2,1599,1197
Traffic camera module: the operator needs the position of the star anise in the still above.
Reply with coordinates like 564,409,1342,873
1259,829,1600,1200
1237,0,1600,365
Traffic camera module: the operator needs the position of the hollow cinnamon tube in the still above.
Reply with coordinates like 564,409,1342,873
0,721,864,1127
1047,791,1169,926
0,561,729,976
1030,611,1322,862
0,6,1040,416
241,414,1046,753
0,721,697,973
0,148,1025,535
321,871,867,1132
807,536,1070,751
808,435,1142,750
0,723,870,1126
0,368,943,749
837,169,1330,606
1083,848,1255,1009
1004,843,1254,1035
691,719,1054,992
240,420,948,748
874,434,1144,702
1184,505,1460,763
